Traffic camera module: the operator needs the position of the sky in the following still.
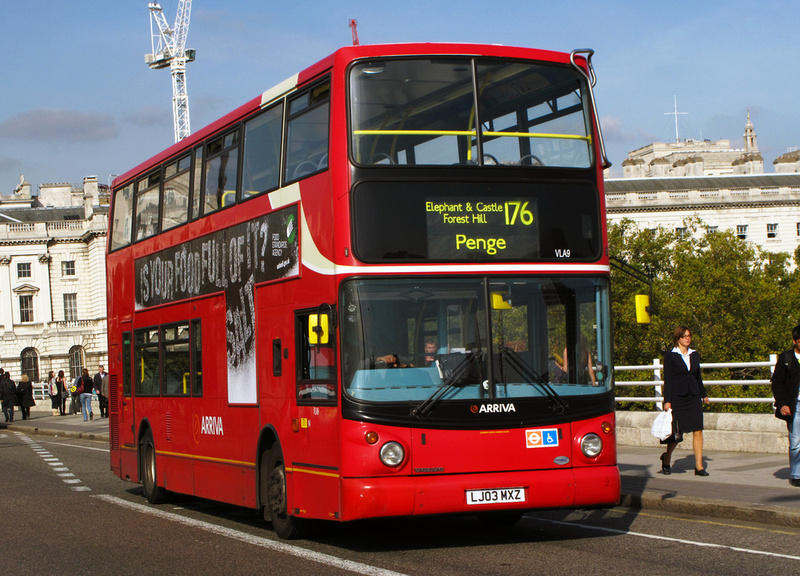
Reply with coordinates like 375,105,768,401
2,0,798,192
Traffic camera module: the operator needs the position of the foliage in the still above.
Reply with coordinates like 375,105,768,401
610,218,800,413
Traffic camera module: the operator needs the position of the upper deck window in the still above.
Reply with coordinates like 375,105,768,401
285,81,330,182
203,129,240,215
134,172,161,242
110,183,134,250
161,154,191,232
241,102,284,200
350,58,592,168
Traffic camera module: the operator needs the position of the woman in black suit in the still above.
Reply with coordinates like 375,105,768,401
660,325,710,476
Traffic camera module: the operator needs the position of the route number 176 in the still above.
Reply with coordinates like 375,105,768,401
504,201,534,226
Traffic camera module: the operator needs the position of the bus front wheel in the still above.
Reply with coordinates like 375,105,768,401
263,447,305,539
141,430,167,505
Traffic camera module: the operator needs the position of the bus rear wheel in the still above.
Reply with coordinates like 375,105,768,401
141,430,167,504
263,447,305,539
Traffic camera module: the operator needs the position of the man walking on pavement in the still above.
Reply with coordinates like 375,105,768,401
1,372,16,422
94,365,108,418
771,324,800,487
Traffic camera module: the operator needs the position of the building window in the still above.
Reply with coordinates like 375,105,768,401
62,260,76,276
736,225,748,240
796,223,800,237
64,293,78,321
767,223,778,239
17,262,31,278
21,348,39,383
675,227,687,239
19,295,34,323
69,346,85,381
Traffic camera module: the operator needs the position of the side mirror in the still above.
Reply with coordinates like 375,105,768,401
308,314,329,344
635,294,651,324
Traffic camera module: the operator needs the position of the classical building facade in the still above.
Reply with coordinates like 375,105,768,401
606,114,800,257
0,176,108,384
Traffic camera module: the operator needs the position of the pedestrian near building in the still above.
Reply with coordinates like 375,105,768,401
56,370,67,415
1,372,15,422
659,326,710,476
94,365,108,418
101,373,109,418
770,324,800,487
70,374,81,415
16,375,35,420
48,370,59,416
79,368,94,422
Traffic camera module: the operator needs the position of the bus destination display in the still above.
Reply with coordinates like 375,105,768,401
425,197,539,260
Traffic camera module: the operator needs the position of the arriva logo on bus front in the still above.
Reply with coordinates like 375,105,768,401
471,403,516,413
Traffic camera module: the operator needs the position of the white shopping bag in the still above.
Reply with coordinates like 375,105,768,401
651,409,673,441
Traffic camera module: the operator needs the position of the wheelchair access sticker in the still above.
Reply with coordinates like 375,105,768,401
525,428,559,448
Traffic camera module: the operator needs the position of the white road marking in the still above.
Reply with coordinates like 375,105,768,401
532,517,800,561
45,441,109,453
94,495,411,576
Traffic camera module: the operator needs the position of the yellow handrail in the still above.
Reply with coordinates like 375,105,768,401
483,131,591,143
353,129,590,143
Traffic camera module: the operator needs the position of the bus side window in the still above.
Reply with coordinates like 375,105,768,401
110,183,134,251
285,80,330,182
161,154,191,232
190,146,202,220
295,310,336,405
162,324,191,396
134,327,160,396
134,171,161,242
203,129,240,215
242,102,283,200
191,319,202,396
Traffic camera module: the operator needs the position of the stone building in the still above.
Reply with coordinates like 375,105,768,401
606,114,800,257
0,176,108,385
620,112,764,178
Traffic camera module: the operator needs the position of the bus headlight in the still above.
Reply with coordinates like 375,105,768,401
379,441,405,467
581,433,602,458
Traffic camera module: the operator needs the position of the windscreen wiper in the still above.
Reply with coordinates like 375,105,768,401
411,352,479,419
500,347,568,415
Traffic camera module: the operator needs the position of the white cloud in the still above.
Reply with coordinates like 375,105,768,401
0,109,118,143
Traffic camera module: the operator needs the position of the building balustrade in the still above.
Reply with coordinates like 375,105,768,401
606,186,800,209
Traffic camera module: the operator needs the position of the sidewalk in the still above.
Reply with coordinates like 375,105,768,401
3,408,800,528
1,406,109,441
618,445,800,527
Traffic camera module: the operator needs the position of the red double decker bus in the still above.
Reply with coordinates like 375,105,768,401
107,42,618,538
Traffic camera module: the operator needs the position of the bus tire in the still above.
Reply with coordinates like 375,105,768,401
264,447,305,539
141,429,167,505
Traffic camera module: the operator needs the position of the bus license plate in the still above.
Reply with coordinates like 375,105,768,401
466,487,526,505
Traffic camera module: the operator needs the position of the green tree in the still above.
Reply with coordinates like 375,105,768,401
609,218,800,413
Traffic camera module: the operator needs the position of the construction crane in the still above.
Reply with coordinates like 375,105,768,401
145,1,195,143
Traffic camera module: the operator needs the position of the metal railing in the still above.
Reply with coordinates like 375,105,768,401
615,354,777,405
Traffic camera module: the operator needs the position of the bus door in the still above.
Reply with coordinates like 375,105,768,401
119,324,137,479
290,308,340,519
